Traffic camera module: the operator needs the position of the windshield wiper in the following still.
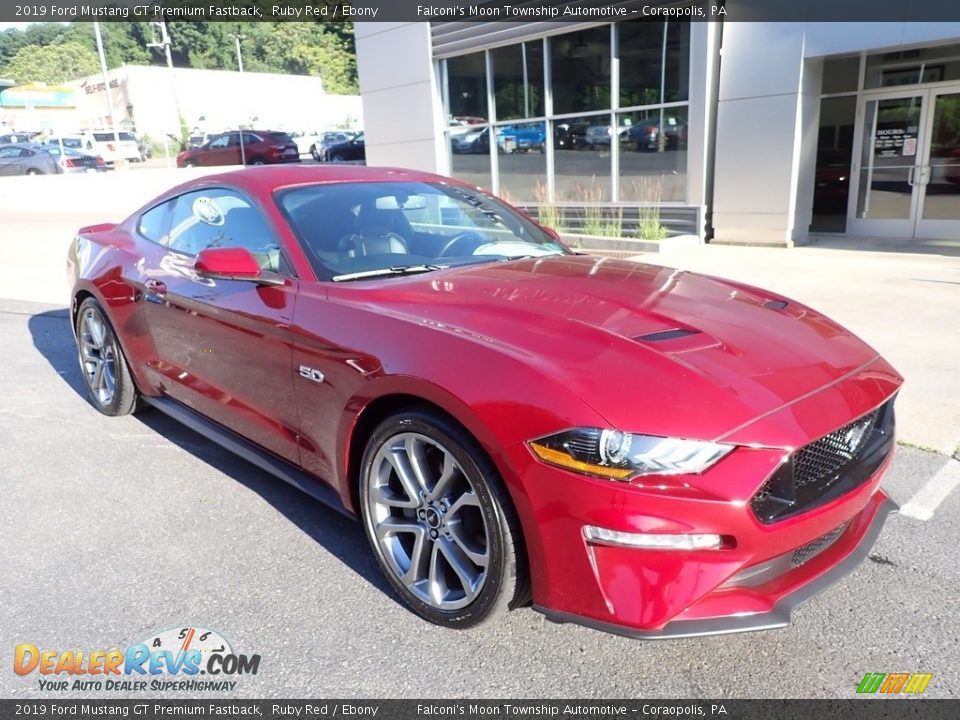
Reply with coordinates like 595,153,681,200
331,264,448,282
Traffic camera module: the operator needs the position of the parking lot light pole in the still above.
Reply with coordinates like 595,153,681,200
147,21,183,161
231,34,245,73
92,22,122,153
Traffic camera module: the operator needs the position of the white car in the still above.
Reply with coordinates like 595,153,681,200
47,132,140,164
290,131,321,158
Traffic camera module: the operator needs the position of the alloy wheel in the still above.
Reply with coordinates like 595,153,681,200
78,306,118,407
365,432,490,611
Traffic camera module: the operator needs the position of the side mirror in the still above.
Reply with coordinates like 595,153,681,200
194,247,283,285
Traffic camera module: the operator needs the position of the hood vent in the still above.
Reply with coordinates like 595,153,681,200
634,328,701,343
764,300,789,310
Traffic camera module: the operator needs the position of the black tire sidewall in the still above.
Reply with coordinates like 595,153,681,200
359,410,517,629
75,298,138,416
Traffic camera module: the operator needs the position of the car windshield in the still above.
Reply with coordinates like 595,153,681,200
277,181,568,281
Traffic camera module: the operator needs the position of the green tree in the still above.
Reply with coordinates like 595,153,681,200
0,42,100,84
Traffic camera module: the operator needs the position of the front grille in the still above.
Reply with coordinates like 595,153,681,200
793,410,879,490
791,521,849,566
750,399,895,524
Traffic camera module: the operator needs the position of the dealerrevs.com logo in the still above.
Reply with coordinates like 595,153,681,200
14,626,261,692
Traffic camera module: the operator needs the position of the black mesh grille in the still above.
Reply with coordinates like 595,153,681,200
793,410,879,491
750,400,895,524
791,521,849,566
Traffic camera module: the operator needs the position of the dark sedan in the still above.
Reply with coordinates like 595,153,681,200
321,133,365,163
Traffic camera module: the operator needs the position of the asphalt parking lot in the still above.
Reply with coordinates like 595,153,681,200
1,296,958,699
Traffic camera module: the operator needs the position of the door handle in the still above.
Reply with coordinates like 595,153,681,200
143,278,168,299
907,166,917,187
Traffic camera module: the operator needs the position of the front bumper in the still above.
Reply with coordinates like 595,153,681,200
500,384,900,639
535,493,897,639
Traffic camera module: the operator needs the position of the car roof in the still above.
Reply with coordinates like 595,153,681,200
162,165,473,199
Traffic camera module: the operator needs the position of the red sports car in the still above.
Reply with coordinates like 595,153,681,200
67,166,901,637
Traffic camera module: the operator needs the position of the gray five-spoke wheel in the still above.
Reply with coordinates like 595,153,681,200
78,306,118,407
366,432,490,611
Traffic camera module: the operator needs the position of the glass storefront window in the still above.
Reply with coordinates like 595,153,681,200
444,22,691,205
810,96,857,232
553,116,612,202
664,21,691,103
618,21,664,107
492,41,544,121
550,26,611,115
449,131,492,190
445,52,488,122
618,107,688,202
497,122,547,202
864,44,960,89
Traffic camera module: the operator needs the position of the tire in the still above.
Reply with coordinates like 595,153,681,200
183,160,198,168
249,157,266,166
25,168,42,176
359,409,526,629
330,153,345,162
310,145,319,161
75,298,140,416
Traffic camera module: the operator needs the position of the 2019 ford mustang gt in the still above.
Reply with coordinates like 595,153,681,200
68,165,902,637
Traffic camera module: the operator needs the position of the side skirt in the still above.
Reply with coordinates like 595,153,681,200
143,395,354,519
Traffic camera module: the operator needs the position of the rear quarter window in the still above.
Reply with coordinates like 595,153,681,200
138,201,173,244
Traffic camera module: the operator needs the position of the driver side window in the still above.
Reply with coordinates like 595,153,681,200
165,189,290,274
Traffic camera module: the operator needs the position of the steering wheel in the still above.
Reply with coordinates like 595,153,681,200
437,232,485,258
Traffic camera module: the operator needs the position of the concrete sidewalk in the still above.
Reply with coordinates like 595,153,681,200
637,240,960,456
2,167,956,455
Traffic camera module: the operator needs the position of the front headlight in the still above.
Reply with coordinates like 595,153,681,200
528,428,734,481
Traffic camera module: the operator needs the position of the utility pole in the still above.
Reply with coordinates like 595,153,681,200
147,21,184,153
231,33,245,73
230,32,246,165
92,22,121,149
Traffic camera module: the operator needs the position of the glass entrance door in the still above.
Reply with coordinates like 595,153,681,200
849,87,960,239
849,92,925,237
915,90,960,239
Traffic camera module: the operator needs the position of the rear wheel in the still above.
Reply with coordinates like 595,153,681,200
249,157,266,166
25,168,42,176
183,160,198,168
75,298,139,416
359,409,525,629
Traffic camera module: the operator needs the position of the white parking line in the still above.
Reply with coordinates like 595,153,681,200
900,458,960,521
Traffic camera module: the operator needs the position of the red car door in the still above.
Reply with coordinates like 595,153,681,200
200,133,241,166
136,187,302,464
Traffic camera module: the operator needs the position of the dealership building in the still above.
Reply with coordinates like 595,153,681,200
355,5,960,246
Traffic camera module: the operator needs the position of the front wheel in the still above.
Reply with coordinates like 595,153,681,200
359,409,526,629
75,298,140,416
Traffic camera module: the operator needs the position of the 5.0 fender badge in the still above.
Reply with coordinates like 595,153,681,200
298,366,324,383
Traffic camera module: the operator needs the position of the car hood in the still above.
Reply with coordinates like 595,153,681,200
350,255,899,443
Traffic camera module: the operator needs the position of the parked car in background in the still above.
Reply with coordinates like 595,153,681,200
500,123,546,152
451,127,517,154
0,130,40,145
622,115,687,152
553,121,589,150
0,143,60,175
290,131,320,158
310,131,357,161
188,133,214,149
320,133,365,162
43,144,109,173
176,131,300,168
47,132,140,164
